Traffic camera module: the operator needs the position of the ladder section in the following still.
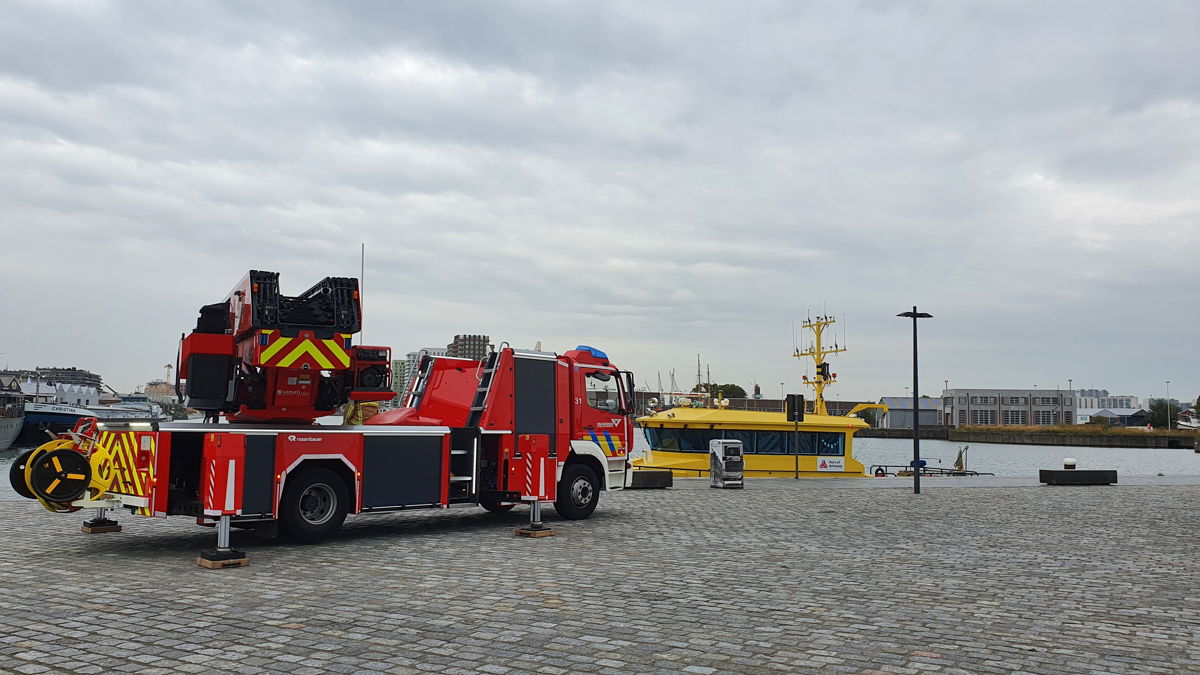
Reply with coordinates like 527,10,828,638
447,427,479,502
402,353,436,409
466,350,500,428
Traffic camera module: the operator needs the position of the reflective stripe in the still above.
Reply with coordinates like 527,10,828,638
321,339,351,368
276,340,335,369
225,459,236,511
259,336,294,362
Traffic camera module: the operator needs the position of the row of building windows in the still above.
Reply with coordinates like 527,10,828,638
1079,397,1138,409
946,396,1073,407
958,410,1073,425
644,428,845,455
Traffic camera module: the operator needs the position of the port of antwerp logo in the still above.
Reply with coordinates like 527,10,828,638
595,418,623,428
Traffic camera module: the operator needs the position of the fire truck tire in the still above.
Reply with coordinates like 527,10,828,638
553,463,600,520
9,448,37,500
279,468,349,542
479,500,515,513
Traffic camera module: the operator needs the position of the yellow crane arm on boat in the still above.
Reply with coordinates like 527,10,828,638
847,402,888,417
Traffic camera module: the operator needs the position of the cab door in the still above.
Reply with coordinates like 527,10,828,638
572,366,631,488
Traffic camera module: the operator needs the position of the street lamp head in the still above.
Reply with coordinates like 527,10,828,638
897,311,933,319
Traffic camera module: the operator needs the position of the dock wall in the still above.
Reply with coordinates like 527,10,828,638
859,426,1197,449
947,429,1196,449
857,427,950,440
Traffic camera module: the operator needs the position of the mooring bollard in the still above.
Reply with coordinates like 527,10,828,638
1040,457,1117,486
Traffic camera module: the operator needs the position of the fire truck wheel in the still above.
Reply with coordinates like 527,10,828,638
279,468,349,542
8,448,37,500
479,500,515,513
553,463,600,520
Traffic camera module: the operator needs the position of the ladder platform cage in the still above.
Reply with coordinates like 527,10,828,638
247,270,361,336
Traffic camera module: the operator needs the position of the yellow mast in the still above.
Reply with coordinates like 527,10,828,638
793,315,845,416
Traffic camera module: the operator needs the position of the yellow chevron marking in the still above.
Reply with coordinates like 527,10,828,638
259,336,293,362
123,434,143,495
321,339,351,368
277,340,335,369
109,434,135,494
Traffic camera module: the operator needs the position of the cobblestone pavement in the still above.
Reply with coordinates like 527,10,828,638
2,480,1199,674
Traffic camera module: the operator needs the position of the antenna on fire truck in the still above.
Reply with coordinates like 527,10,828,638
360,242,366,344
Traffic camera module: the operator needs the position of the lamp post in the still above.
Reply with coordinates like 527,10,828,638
780,382,785,412
1166,380,1171,431
898,307,933,495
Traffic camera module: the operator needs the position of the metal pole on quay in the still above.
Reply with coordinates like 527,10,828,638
1166,380,1171,431
898,307,933,495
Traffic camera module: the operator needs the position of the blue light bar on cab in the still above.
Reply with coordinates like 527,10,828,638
575,345,608,360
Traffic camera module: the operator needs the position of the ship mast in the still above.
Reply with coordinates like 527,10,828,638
793,314,845,416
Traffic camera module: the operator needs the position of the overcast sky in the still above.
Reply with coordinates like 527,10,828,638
1,1,1197,404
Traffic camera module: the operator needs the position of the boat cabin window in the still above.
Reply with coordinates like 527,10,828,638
584,370,619,412
644,427,845,455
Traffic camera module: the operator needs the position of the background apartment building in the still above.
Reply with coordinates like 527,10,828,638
446,334,492,360
1076,389,1140,409
941,388,1076,427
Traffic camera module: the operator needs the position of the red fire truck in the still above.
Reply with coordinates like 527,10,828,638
9,271,635,567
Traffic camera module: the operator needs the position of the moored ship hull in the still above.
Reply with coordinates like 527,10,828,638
19,402,165,445
0,415,21,451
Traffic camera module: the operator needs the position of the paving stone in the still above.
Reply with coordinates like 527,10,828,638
3,483,1200,672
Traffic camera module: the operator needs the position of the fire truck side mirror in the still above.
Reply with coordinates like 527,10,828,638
617,370,636,415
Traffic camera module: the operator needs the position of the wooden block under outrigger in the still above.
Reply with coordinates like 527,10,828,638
196,555,250,569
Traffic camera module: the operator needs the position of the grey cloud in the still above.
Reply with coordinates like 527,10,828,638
1,1,1197,399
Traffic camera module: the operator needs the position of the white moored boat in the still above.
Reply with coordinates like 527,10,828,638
0,389,23,451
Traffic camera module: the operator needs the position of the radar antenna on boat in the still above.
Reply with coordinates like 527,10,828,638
794,315,847,416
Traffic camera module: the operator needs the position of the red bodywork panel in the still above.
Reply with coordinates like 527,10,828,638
367,357,479,427
233,367,325,424
503,434,556,501
201,433,245,516
274,431,364,512
178,333,234,379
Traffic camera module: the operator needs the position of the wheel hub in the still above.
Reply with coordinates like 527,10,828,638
571,477,594,507
298,483,336,525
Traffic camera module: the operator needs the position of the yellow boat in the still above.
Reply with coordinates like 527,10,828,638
634,314,885,478
634,406,869,477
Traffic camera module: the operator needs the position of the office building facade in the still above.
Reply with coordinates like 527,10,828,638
941,388,1076,427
